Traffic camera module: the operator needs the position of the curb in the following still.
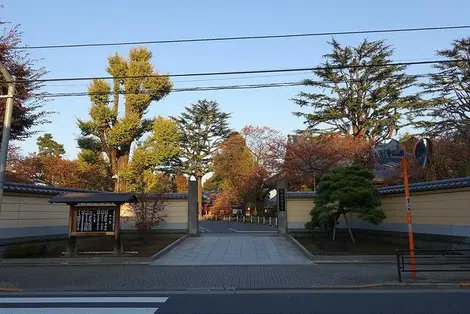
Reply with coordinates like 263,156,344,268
285,234,397,264
150,234,188,261
0,235,188,266
285,234,315,261
312,260,396,265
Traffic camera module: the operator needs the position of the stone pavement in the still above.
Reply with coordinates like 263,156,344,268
150,235,312,265
2,263,470,292
0,264,397,291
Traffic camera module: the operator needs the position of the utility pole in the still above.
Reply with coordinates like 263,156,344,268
0,62,16,215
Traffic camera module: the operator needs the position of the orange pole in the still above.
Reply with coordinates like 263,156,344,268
402,157,416,280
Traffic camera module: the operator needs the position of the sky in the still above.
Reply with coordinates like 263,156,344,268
2,0,470,159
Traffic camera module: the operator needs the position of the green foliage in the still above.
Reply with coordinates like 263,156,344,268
3,243,47,258
77,47,173,190
172,99,232,177
122,116,181,193
307,165,384,230
412,37,470,137
36,133,65,158
293,39,418,143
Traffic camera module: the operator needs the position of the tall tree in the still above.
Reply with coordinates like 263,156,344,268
213,133,258,212
241,125,286,215
293,39,418,143
36,133,65,158
77,48,172,191
413,37,470,137
173,100,231,216
0,11,49,141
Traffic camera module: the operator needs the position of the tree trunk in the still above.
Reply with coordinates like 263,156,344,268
197,176,203,219
343,213,356,245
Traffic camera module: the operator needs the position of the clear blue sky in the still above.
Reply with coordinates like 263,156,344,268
3,0,470,158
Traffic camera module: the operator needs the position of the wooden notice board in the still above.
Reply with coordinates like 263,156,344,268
70,206,119,236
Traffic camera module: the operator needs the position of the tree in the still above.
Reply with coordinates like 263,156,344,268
283,133,371,190
121,116,181,193
413,37,470,137
77,48,173,191
173,100,231,216
213,133,258,213
307,165,385,244
203,175,223,192
0,11,49,141
293,39,418,143
125,194,168,235
241,125,286,215
36,133,65,158
174,175,188,192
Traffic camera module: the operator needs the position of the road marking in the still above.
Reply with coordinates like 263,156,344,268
0,297,169,303
200,227,212,233
0,296,169,314
1,308,157,314
228,228,277,233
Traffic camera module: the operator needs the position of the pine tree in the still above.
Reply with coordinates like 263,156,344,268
306,165,385,244
36,133,65,158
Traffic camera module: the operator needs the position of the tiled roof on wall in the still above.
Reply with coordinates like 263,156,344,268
286,176,470,198
4,183,189,199
4,182,98,195
377,176,470,195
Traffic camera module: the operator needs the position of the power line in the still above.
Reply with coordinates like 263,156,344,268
11,25,470,50
5,58,469,84
37,72,438,98
40,81,305,98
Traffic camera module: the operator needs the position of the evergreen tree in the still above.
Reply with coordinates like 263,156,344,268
293,39,418,143
306,165,385,243
172,100,231,216
36,133,65,158
413,37,470,137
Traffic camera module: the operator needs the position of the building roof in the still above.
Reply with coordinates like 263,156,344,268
4,182,99,196
286,176,470,198
49,192,138,205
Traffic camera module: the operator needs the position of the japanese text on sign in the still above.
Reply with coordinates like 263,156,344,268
75,208,116,232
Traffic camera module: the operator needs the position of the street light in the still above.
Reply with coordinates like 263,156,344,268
0,62,16,214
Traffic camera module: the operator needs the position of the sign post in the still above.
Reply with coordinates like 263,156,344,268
374,139,416,280
277,180,287,233
402,157,416,280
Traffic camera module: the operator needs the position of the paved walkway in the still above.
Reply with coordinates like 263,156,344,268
199,220,277,234
151,235,312,265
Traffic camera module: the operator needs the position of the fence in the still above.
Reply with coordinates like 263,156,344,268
396,248,470,281
203,215,278,227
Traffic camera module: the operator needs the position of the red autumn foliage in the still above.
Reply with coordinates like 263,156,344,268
282,133,371,191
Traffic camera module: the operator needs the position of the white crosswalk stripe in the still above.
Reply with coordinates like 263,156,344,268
0,296,169,313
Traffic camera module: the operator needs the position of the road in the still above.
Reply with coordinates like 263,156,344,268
199,219,277,234
1,290,470,313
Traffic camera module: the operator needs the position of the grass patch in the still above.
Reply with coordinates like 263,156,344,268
3,233,184,259
294,232,408,255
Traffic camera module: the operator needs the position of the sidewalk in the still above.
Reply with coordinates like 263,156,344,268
1,263,470,292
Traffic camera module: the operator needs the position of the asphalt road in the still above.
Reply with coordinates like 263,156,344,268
199,219,278,234
2,290,470,314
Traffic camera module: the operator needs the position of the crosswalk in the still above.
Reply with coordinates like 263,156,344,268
0,296,169,313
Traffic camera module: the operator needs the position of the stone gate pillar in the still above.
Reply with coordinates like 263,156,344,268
277,180,287,233
187,178,199,236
